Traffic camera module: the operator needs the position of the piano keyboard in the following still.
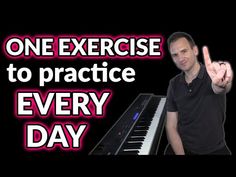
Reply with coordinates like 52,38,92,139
89,93,166,155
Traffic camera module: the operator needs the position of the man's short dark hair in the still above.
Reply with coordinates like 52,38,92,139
167,32,196,51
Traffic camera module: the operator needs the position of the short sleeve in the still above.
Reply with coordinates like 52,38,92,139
166,80,178,112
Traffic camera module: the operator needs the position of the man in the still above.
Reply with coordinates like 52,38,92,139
164,32,233,155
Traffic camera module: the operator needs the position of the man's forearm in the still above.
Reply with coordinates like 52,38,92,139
167,128,185,155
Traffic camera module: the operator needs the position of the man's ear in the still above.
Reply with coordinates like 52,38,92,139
193,45,199,56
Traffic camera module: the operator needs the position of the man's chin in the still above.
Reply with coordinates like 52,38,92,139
177,65,188,71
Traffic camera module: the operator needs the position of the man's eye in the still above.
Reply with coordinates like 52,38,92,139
172,54,177,57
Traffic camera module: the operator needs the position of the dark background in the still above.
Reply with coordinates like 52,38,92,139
0,4,234,171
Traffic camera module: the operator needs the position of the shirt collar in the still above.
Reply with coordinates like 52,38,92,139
197,63,205,79
180,62,205,82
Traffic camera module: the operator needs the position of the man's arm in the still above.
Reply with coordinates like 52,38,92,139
166,111,185,155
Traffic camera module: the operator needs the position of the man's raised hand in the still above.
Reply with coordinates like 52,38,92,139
203,46,233,88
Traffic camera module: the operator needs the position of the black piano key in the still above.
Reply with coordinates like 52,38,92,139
132,130,147,136
123,142,142,149
135,125,147,129
134,127,147,131
127,136,145,141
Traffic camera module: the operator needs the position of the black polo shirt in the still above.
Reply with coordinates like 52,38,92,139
166,63,227,154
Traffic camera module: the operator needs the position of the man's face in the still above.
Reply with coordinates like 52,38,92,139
169,37,198,72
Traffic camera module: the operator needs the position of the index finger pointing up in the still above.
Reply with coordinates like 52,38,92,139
203,46,212,67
